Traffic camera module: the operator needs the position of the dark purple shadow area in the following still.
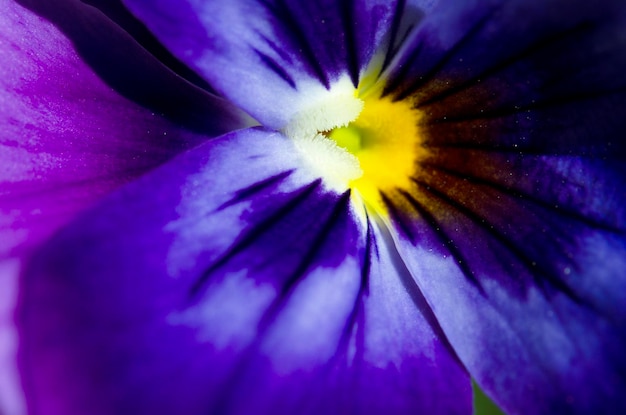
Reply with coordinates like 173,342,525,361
81,0,214,93
15,0,250,136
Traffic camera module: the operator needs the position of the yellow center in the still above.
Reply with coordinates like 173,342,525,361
281,75,427,217
328,94,427,214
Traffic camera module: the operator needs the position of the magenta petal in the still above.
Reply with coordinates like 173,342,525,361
18,128,469,415
0,0,246,259
1,3,249,407
0,260,22,415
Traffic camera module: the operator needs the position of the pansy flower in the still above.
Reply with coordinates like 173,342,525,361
1,0,625,414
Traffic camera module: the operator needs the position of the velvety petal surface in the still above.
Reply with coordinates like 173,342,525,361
18,128,469,415
0,0,250,259
0,259,22,415
0,2,252,411
379,0,626,413
15,0,252,135
121,0,438,128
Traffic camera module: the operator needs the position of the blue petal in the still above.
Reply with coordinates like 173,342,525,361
379,0,626,413
18,128,469,415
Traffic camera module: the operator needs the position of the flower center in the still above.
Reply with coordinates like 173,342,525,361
328,94,427,213
283,76,427,215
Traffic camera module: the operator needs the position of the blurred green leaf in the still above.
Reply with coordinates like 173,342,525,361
473,380,506,415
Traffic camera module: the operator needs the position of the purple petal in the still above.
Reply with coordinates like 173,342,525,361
0,260,23,415
1,3,250,409
386,0,626,159
78,0,218,94
18,128,469,415
120,0,437,128
14,0,253,135
379,0,626,413
0,0,249,259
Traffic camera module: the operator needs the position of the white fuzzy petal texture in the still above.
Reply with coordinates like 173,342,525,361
282,75,364,193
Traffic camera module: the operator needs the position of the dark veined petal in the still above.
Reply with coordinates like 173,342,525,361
120,0,438,129
379,0,626,413
17,128,470,415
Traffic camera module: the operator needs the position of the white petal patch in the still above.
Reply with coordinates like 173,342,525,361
282,75,364,193
292,134,362,193
281,76,364,139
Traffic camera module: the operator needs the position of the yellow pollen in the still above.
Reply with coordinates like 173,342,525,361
328,94,427,214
